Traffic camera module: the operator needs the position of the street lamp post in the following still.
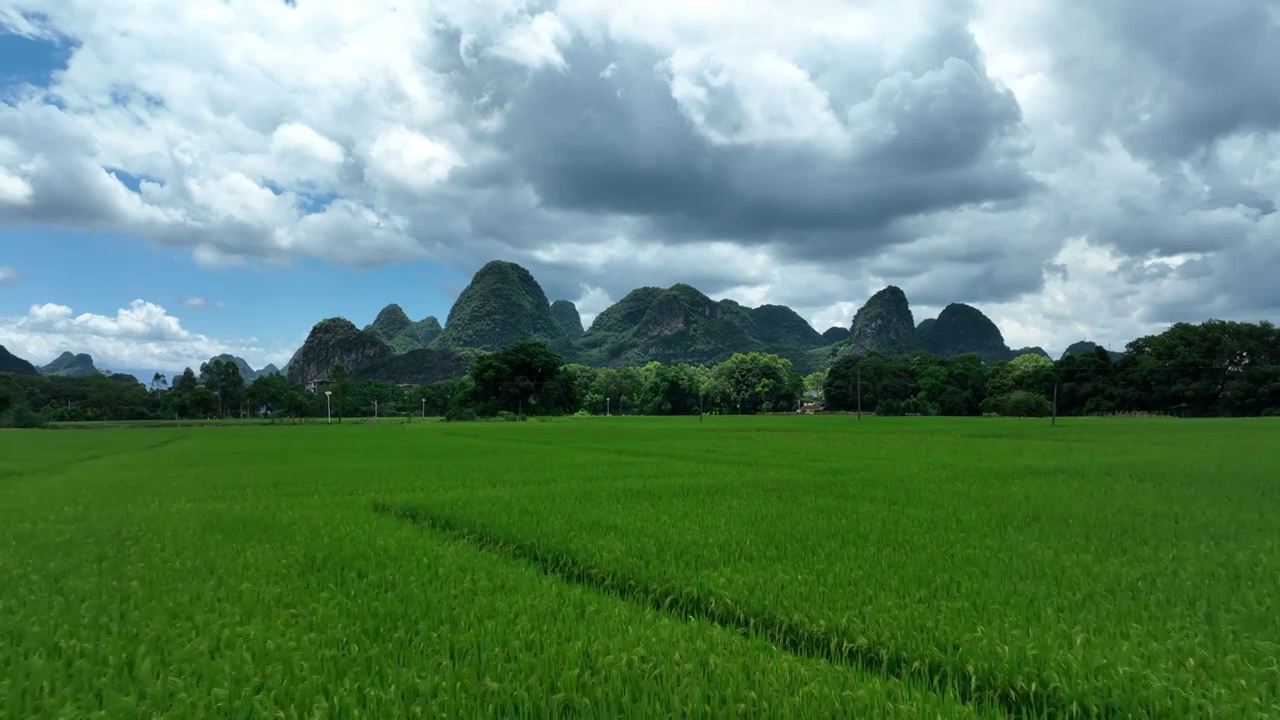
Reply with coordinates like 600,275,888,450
324,390,332,424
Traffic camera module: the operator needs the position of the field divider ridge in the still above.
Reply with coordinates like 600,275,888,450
373,500,1135,720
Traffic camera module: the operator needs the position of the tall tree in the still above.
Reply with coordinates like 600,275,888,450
639,362,704,415
245,373,303,422
712,352,803,414
468,340,576,416
199,358,244,417
173,368,199,394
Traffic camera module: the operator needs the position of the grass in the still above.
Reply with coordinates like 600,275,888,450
45,415,442,429
2,416,1278,717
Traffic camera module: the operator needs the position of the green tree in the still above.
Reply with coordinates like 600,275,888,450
982,390,1052,417
468,340,576,416
415,377,476,418
245,373,302,422
191,386,218,417
344,380,407,418
639,363,703,415
712,352,802,414
802,370,827,397
199,358,244,417
173,367,198,392
823,352,907,413
561,364,599,413
593,367,644,415
1055,346,1117,415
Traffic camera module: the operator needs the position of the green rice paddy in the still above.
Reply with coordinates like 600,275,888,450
3,417,1278,718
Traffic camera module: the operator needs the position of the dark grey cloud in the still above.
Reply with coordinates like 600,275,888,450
1044,0,1280,163
496,42,729,216
876,253,1054,309
1143,236,1280,323
398,14,1048,312
468,31,1038,262
1101,1,1280,161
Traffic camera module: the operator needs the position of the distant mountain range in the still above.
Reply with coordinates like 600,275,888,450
0,259,1127,388
0,348,281,388
203,354,280,383
277,260,1114,387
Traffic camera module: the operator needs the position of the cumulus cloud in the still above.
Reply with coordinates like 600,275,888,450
0,0,1276,355
0,300,293,372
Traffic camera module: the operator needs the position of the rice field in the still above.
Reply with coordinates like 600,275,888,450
2,416,1278,718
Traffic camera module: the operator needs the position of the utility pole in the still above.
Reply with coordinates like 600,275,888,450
606,397,610,416
374,399,378,421
1051,383,1058,427
856,365,862,420
421,398,425,419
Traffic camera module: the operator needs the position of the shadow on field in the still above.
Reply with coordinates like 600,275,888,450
373,500,1132,720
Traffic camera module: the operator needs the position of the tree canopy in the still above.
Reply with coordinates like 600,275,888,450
1,318,1276,425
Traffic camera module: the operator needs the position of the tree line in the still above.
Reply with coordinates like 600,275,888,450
1,319,1277,427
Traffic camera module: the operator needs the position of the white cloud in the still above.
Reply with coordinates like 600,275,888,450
979,238,1225,356
265,122,345,187
0,167,34,205
0,0,1275,353
490,11,571,69
0,266,18,284
0,300,293,372
364,126,462,194
182,297,207,308
664,50,849,148
571,285,611,328
804,302,858,333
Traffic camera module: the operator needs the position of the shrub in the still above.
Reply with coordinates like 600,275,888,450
0,403,47,429
981,391,1052,418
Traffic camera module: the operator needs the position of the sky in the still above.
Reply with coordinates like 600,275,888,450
1,0,1278,375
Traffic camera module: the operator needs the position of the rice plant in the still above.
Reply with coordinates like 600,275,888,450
3,415,1277,717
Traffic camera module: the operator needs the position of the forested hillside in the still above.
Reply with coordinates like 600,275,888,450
3,317,1276,425
4,260,1276,425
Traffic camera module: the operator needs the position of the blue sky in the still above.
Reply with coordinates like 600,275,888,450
0,224,465,351
0,25,465,372
0,25,71,89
